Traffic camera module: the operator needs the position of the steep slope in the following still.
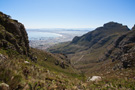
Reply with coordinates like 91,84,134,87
71,22,129,46
0,12,86,90
0,12,29,55
48,22,130,73
48,22,135,89
100,27,135,69
49,22,129,54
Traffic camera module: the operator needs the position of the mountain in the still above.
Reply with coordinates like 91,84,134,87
48,22,135,89
72,22,129,45
49,22,129,54
48,22,131,72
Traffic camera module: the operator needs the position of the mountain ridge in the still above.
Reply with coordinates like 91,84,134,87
48,21,135,73
48,22,130,54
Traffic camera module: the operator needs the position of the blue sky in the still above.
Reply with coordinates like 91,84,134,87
0,0,135,29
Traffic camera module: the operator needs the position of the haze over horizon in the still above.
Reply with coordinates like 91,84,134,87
0,0,135,29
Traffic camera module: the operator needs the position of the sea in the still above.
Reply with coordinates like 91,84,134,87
26,28,91,40
27,30,62,40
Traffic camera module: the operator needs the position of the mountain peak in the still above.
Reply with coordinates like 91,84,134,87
103,22,123,28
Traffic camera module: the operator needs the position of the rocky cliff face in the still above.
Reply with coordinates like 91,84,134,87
0,12,29,55
100,28,135,69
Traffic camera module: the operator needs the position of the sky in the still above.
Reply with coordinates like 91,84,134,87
0,0,135,29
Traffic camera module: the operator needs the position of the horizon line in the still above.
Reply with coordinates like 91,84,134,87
26,27,95,29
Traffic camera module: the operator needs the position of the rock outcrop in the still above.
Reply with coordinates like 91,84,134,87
0,12,29,55
87,76,102,82
101,29,135,69
0,83,9,90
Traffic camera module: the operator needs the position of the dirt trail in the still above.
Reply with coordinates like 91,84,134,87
74,55,84,64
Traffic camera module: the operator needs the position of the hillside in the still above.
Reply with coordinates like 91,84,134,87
48,22,131,73
0,12,86,90
48,22,135,89
49,22,129,54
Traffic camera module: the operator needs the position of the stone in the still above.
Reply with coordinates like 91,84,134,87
60,61,65,69
0,83,9,90
55,60,59,65
24,61,29,64
29,55,37,62
0,54,7,60
44,58,47,61
87,76,101,82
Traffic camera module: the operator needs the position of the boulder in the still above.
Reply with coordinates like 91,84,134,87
87,76,101,82
60,61,65,69
0,83,9,90
24,61,29,64
29,55,37,62
55,60,59,65
44,58,47,61
0,54,7,64
0,53,7,60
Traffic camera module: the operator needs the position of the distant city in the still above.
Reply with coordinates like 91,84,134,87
27,28,92,50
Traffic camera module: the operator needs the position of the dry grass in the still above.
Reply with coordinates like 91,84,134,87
0,48,86,90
